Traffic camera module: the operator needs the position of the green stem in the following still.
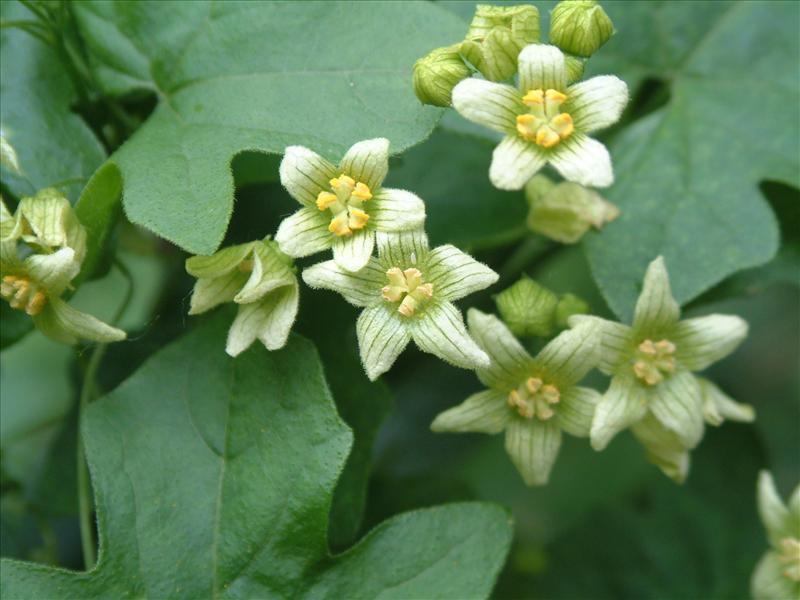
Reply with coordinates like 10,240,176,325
76,258,134,570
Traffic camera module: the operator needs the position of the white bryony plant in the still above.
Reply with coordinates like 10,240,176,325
276,138,425,273
302,229,498,381
752,471,800,600
432,309,600,486
569,256,753,482
186,238,298,357
1,190,126,344
452,43,628,190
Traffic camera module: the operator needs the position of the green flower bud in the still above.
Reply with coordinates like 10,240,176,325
564,53,587,84
550,1,614,58
554,293,589,329
413,45,471,107
461,4,540,82
495,274,558,337
525,175,619,244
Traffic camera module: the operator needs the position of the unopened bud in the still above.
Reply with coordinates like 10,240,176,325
495,275,558,337
554,293,589,329
461,4,540,82
413,45,471,107
550,1,614,58
564,53,587,84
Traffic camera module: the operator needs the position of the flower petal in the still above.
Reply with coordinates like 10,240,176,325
411,301,489,370
672,314,748,372
566,75,629,133
225,284,299,356
590,375,647,450
534,322,599,388
369,188,426,232
376,229,429,270
557,386,600,438
490,135,547,190
301,258,383,308
431,389,511,434
517,44,567,93
234,243,295,304
757,471,792,545
568,314,632,375
332,229,375,273
185,242,255,278
339,138,389,191
698,377,755,425
467,308,535,390
279,145,337,207
356,304,411,381
549,133,613,188
632,412,690,484
648,370,704,449
189,271,248,315
34,297,126,344
425,245,498,302
632,256,680,333
451,79,521,134
24,247,79,296
505,418,562,486
751,551,796,600
275,207,331,258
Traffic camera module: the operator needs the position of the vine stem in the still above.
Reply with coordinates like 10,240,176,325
76,258,134,569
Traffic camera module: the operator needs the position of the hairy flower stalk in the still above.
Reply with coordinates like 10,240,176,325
186,238,299,357
569,256,753,482
1,190,126,344
276,138,425,273
302,229,498,380
452,44,628,190
751,472,800,600
431,309,600,486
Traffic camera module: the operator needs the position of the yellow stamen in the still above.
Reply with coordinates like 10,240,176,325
545,89,568,103
526,377,543,394
328,213,352,236
522,89,544,105
535,127,561,148
633,339,677,386
316,191,338,211
348,207,369,230
25,291,46,316
383,266,434,316
352,182,372,201
516,114,539,141
330,174,355,191
551,113,574,137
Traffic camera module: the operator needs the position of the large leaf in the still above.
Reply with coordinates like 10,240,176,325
69,1,465,254
582,0,798,319
0,1,105,202
0,314,512,598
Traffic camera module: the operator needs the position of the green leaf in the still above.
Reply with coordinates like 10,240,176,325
0,1,105,202
386,129,527,250
583,1,798,319
70,1,465,254
0,313,511,598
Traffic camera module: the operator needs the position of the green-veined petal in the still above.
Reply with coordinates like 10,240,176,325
332,228,375,273
534,322,599,388
279,145,337,207
517,44,567,93
275,207,332,258
590,375,647,450
411,301,489,370
632,412,690,484
648,369,704,449
505,418,562,486
301,258,383,308
369,188,426,232
340,138,389,191
431,389,511,434
758,471,793,546
34,297,126,344
548,132,613,188
234,243,296,304
632,256,681,333
225,284,299,356
24,247,79,296
189,271,248,315
568,314,632,374
467,308,534,390
376,229,429,270
356,304,411,381
185,242,255,278
451,79,521,134
425,245,498,302
698,377,755,425
557,386,600,438
566,75,628,133
751,551,797,600
489,135,547,191
673,314,748,372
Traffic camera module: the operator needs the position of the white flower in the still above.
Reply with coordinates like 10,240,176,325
276,138,425,273
302,229,498,380
452,44,628,190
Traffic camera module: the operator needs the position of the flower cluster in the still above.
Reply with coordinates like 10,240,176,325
432,256,751,486
1,189,125,344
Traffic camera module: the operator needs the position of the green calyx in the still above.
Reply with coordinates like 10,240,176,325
413,45,471,107
550,0,614,58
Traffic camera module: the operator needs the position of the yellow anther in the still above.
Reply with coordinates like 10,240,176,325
415,283,433,298
398,296,416,317
638,339,657,355
13,279,30,301
25,291,46,316
509,378,561,420
522,89,544,105
551,113,574,137
526,377,543,394
383,266,434,317
352,182,373,201
330,174,355,192
535,127,561,148
316,191,338,211
403,268,423,289
655,340,676,354
545,89,568,103
779,537,800,582
633,338,677,386
516,114,539,141
328,213,352,237
348,207,370,230
541,384,561,404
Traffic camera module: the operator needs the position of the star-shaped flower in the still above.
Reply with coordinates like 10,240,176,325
276,138,425,272
302,229,498,380
452,44,628,190
751,471,800,600
1,191,125,344
431,309,600,486
569,256,750,480
186,238,299,357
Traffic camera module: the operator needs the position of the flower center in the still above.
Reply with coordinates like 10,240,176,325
516,88,575,148
1,275,47,316
632,339,676,386
779,537,800,582
382,267,433,317
507,377,561,420
316,174,373,237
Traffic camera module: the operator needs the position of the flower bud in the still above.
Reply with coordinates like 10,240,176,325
554,293,589,329
413,45,471,107
525,175,619,244
495,275,558,337
461,4,540,82
564,53,587,84
550,1,614,58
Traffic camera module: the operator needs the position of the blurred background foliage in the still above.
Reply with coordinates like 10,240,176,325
1,1,798,598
